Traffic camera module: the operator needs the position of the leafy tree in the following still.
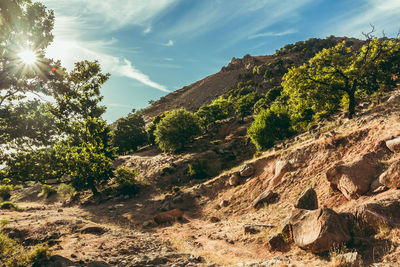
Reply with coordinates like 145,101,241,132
247,106,293,150
112,111,147,154
195,97,232,129
282,35,400,119
147,112,167,145
234,92,261,120
154,109,201,152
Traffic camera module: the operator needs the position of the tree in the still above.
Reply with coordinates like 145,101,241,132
247,105,293,150
282,34,400,120
112,111,148,154
195,97,231,129
154,109,201,152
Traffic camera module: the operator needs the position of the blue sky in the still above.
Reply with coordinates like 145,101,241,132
40,0,400,122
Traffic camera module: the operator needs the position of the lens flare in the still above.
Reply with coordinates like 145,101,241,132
18,49,37,65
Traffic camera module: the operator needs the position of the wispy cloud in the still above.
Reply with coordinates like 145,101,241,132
248,29,297,39
329,0,400,37
46,15,169,93
41,0,178,30
164,40,174,46
163,0,312,46
143,26,152,34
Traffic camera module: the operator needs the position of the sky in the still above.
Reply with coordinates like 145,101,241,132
40,0,400,122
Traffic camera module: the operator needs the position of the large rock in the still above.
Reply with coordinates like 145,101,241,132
295,188,318,210
239,163,255,177
269,159,291,187
386,136,400,153
267,233,288,252
154,209,183,224
326,153,380,199
289,208,351,253
355,193,400,231
229,172,240,186
252,190,275,208
379,161,400,188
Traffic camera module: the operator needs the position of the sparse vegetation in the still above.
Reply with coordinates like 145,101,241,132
57,183,76,199
0,185,13,201
0,201,21,211
114,168,138,196
187,160,208,179
38,184,56,199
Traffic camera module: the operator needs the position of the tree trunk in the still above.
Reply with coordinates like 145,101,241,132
348,92,356,119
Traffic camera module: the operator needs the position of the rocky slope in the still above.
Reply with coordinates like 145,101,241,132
3,88,400,266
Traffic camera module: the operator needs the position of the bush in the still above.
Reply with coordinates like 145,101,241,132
187,160,209,179
114,168,138,196
0,185,13,201
0,201,21,211
247,106,294,150
57,183,76,199
38,184,56,199
112,111,148,154
154,109,202,152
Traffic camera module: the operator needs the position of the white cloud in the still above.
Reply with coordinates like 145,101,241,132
164,40,174,46
248,29,297,39
41,0,178,30
143,26,152,34
46,15,169,93
329,0,400,37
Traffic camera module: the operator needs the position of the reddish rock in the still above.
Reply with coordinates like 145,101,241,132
154,209,183,224
229,173,240,186
326,153,380,199
267,233,288,252
252,190,275,208
289,208,350,253
269,159,291,187
239,163,255,177
295,188,318,210
379,161,400,189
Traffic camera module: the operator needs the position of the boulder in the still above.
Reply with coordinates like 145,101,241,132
295,188,318,210
379,161,400,188
269,159,291,187
229,173,240,186
154,209,183,224
252,190,275,208
326,154,380,199
355,194,400,230
239,163,255,177
267,233,288,252
289,208,350,253
386,136,400,153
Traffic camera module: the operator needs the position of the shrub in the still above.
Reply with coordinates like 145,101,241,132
187,160,208,179
154,109,202,152
247,106,294,150
57,183,76,199
114,168,138,196
0,201,21,211
38,184,56,199
0,185,13,201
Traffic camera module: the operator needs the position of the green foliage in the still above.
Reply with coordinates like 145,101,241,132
38,184,55,199
282,37,400,120
0,219,9,228
147,112,167,145
195,98,232,129
187,160,209,179
114,168,138,196
247,106,294,150
0,234,50,267
0,185,13,201
57,183,76,199
234,92,261,120
112,111,148,154
154,109,202,152
0,201,21,211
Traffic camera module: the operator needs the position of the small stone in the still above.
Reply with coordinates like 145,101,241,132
71,254,77,258
295,188,318,210
229,173,240,186
239,164,255,177
244,225,260,234
209,217,220,223
219,200,229,208
252,190,275,208
57,209,63,212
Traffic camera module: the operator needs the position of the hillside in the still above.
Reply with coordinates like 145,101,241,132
3,86,400,266
142,36,362,122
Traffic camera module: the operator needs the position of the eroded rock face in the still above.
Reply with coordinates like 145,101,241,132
379,161,400,189
295,188,318,210
326,154,380,199
289,208,350,253
154,209,183,224
356,193,400,230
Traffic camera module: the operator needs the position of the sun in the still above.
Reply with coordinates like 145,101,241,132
17,49,37,65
